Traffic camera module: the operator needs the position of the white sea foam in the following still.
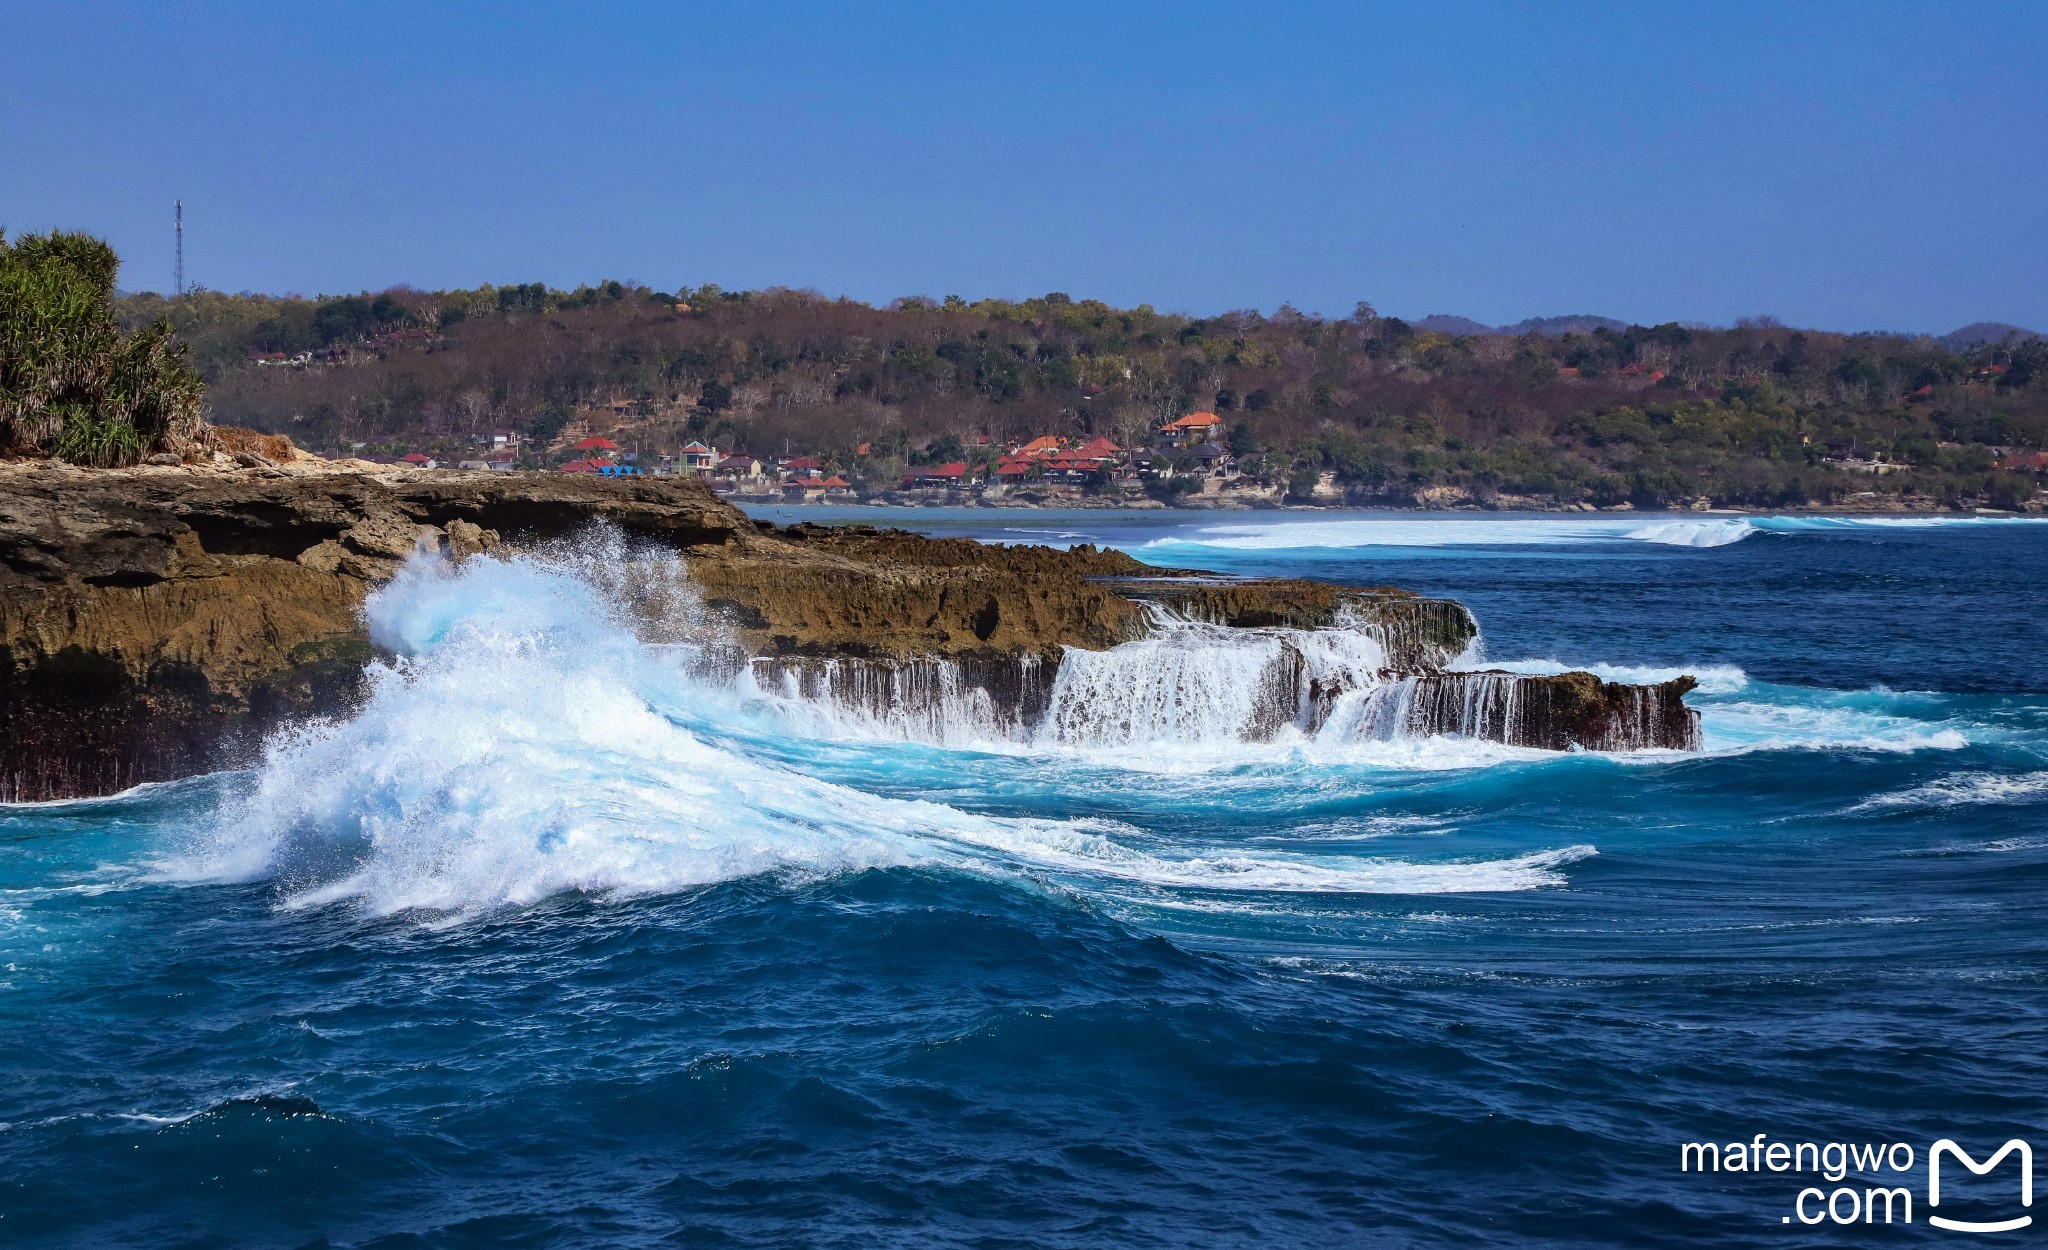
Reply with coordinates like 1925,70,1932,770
1447,657,1975,758
1455,655,1751,695
1140,517,1654,550
168,546,1585,914
1623,518,1757,547
1132,512,2047,554
1697,699,1970,756
1849,771,2048,813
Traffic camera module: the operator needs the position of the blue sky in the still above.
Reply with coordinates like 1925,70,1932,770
5,1,2044,332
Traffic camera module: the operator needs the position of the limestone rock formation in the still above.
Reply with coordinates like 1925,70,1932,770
0,463,1706,800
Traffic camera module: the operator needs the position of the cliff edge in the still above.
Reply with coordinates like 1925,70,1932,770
0,464,1700,799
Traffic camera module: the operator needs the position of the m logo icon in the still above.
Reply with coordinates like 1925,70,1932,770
1928,1139,2033,1233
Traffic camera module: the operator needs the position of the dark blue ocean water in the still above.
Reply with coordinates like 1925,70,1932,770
5,510,2047,1247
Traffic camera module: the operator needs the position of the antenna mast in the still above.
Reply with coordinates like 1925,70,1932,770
174,201,185,297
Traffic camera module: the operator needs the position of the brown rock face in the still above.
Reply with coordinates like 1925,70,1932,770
0,465,1706,800
0,467,754,798
1397,670,1704,752
688,523,1157,658
0,468,1172,797
1102,577,1478,671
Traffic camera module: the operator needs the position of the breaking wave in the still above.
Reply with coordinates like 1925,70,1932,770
165,546,1594,916
1134,513,2047,554
1850,771,2048,813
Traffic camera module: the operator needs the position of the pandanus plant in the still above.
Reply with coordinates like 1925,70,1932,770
0,230,206,466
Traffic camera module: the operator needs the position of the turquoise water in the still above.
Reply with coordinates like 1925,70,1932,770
4,511,2047,1246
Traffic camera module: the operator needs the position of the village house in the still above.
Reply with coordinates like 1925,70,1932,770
567,435,623,462
468,429,522,452
779,474,855,503
901,461,976,489
679,441,718,478
1155,411,1224,448
1189,441,1238,478
1123,449,1175,480
992,455,1039,484
1071,436,1123,464
714,453,766,489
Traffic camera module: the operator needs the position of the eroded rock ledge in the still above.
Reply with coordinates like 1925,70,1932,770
0,465,1701,799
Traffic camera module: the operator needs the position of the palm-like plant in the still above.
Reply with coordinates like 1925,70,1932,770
1,230,206,465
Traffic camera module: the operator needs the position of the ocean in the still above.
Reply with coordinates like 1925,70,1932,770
5,509,2047,1247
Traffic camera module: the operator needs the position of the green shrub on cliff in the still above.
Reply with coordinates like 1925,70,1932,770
1,231,205,465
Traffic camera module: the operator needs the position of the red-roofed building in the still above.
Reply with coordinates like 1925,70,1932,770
559,459,600,474
715,453,765,486
901,461,975,488
570,435,622,456
1155,412,1224,447
1073,436,1122,460
679,441,717,477
1014,436,1063,459
399,452,435,468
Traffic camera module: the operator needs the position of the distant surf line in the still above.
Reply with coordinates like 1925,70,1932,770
1132,513,2048,552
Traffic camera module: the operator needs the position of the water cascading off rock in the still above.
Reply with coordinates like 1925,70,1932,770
753,606,1703,753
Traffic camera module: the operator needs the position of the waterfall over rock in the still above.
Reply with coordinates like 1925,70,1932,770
745,598,1701,753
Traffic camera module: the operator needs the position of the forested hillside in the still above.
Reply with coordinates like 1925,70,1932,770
119,282,2048,509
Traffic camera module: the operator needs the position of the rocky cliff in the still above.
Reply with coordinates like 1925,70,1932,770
0,464,1702,799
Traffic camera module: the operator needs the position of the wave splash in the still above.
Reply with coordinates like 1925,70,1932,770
1134,513,2046,553
172,543,1587,915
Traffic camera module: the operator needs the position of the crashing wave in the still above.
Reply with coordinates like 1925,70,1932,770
168,549,1594,915
753,609,1701,754
1131,512,2047,554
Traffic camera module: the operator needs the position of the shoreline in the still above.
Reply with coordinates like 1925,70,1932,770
723,493,2038,518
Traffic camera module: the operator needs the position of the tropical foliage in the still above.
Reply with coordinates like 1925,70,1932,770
119,280,2048,507
1,232,205,465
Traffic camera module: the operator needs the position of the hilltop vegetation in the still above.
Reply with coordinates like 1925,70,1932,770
118,280,2048,509
2,232,204,465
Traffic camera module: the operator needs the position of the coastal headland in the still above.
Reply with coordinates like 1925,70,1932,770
0,462,1701,801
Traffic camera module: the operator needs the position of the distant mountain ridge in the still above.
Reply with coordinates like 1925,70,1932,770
1414,313,1634,337
1414,313,2044,346
1940,322,2045,349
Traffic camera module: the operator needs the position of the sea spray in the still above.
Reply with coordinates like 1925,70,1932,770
176,543,1587,913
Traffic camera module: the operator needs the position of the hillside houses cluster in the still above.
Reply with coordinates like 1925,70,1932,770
350,410,1274,503
530,410,1271,501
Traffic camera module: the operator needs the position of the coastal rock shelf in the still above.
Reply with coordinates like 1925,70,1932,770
0,466,1704,800
744,627,1700,752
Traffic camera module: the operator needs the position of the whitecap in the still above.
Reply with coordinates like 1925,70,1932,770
1128,511,2048,555
1849,771,2048,814
1458,655,1750,695
1623,518,1756,547
164,543,1589,916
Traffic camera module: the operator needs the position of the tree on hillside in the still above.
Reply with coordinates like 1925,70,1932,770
1,231,205,465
